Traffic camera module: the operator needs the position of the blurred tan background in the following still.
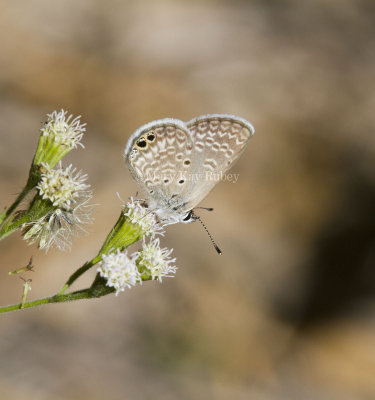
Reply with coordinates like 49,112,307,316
0,0,375,399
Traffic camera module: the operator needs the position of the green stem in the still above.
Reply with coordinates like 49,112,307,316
1,208,148,312
58,212,145,294
0,212,30,241
57,255,102,295
0,195,55,242
0,164,41,230
0,186,31,228
0,276,114,314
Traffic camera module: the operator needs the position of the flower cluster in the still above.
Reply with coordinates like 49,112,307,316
123,197,164,237
97,237,177,295
37,163,91,208
0,108,185,314
22,163,93,251
41,110,85,149
33,109,86,168
97,250,141,295
22,198,93,251
137,238,177,282
9,109,95,251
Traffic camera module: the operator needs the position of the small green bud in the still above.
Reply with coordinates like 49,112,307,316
99,198,163,256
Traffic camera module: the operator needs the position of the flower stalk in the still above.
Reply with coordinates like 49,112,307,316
0,277,115,314
0,198,172,313
58,201,158,294
0,184,36,229
0,110,86,235
99,211,146,256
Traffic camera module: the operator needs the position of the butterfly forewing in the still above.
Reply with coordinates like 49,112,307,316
125,119,196,210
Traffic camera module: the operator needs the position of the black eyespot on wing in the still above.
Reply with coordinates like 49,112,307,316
147,133,155,142
178,179,185,184
136,138,147,148
183,159,191,166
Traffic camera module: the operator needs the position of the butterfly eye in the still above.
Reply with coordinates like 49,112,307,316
182,210,193,222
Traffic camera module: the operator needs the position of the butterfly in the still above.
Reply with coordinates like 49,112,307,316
124,114,254,228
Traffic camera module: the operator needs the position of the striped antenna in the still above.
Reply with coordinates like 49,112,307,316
193,212,222,255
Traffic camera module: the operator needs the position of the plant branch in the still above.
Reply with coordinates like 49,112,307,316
0,276,114,314
0,186,31,228
58,212,145,294
57,255,101,295
0,164,41,229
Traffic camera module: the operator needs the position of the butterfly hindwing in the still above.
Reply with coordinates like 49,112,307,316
181,114,254,209
186,114,254,176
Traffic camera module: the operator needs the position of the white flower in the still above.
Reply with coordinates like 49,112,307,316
37,163,91,209
98,249,141,295
123,197,164,237
137,238,177,282
41,109,85,149
23,162,93,251
22,198,94,251
32,110,86,168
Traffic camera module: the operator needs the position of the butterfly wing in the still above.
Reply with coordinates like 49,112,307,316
124,118,196,213
180,114,255,210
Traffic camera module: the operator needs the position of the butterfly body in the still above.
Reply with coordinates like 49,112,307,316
124,114,254,225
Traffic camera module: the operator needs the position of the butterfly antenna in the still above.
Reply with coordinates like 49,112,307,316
194,207,214,211
193,213,222,255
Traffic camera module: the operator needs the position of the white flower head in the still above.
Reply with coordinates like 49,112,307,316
137,238,177,282
22,198,94,251
123,197,164,237
23,162,93,251
37,162,91,209
98,249,141,295
42,109,85,149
